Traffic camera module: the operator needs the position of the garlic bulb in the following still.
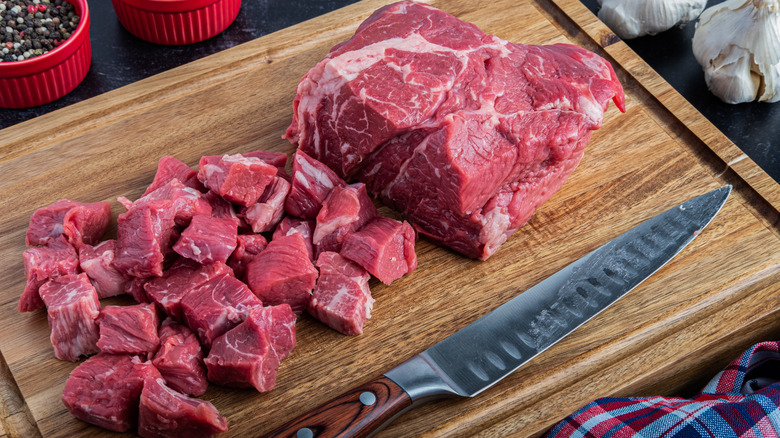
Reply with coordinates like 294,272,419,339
597,0,707,39
692,0,780,104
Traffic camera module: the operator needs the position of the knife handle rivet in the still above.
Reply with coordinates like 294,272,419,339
359,391,376,406
296,427,314,438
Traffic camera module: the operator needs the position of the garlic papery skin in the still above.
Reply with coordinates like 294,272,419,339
597,0,707,39
692,0,780,104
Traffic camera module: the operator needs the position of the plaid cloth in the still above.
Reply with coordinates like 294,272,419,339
547,342,780,438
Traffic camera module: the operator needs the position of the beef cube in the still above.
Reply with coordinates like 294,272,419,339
39,273,100,361
243,149,288,169
273,217,315,260
122,179,212,227
173,215,239,265
19,235,79,312
197,154,277,207
78,240,127,299
181,274,263,349
26,199,111,248
341,217,417,285
245,233,318,313
62,353,162,432
97,303,160,355
203,190,239,220
152,318,208,396
204,304,296,392
144,261,232,320
114,199,177,278
312,183,377,257
227,234,268,281
240,177,291,233
283,150,346,219
126,277,152,304
142,156,204,196
285,1,624,259
138,376,228,438
308,252,373,335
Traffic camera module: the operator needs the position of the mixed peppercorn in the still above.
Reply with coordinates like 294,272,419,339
0,0,80,62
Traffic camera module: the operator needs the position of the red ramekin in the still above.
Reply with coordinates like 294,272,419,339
0,0,92,109
111,0,241,46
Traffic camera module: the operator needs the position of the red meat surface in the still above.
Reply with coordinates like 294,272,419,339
78,240,127,299
97,303,160,355
308,252,373,335
197,154,277,207
340,217,417,285
152,318,208,397
173,215,239,265
114,199,177,278
241,176,291,233
312,183,377,257
180,274,263,349
227,234,268,281
204,304,295,392
26,199,111,248
203,190,238,221
142,156,204,196
122,178,212,227
19,235,79,312
126,277,152,304
283,150,345,219
143,261,233,321
138,376,228,438
245,233,318,313
285,1,624,259
243,149,288,170
62,353,162,432
39,273,101,361
272,217,315,261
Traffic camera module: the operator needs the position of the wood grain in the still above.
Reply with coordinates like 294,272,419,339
0,0,778,437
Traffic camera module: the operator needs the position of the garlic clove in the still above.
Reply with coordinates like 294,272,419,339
693,0,780,103
597,0,707,40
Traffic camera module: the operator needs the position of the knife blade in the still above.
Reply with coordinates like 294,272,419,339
266,185,732,438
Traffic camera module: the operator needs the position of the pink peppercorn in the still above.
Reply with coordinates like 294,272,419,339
27,4,37,13
38,4,47,12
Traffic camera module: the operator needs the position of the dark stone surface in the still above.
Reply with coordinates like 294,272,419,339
581,0,779,183
0,0,359,129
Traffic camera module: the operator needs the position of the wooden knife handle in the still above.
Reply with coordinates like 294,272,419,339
265,375,412,438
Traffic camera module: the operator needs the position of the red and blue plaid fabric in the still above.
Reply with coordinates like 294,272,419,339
547,342,780,437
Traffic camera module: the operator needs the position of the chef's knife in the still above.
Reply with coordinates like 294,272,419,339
267,185,732,438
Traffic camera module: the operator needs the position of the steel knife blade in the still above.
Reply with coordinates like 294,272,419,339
266,185,732,438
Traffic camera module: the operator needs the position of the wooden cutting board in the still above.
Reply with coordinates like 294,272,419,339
0,0,778,437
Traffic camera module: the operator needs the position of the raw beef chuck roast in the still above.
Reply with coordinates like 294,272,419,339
285,0,624,259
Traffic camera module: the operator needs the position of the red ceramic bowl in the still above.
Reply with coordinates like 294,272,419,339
0,0,92,109
111,0,241,46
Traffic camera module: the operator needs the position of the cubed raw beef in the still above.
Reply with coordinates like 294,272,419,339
285,1,624,259
78,240,127,299
227,234,268,281
204,304,295,392
308,252,373,335
143,156,204,196
26,199,111,248
114,199,177,278
39,273,100,361
144,261,233,320
312,183,377,257
197,154,277,207
181,274,263,349
122,178,212,227
243,149,288,170
97,303,160,355
341,217,417,285
283,150,346,219
126,277,152,304
240,177,291,233
273,217,315,260
62,353,162,432
152,318,208,396
138,376,228,438
203,190,239,221
19,235,79,312
245,233,318,313
173,215,239,265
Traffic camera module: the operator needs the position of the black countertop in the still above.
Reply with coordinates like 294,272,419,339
581,0,779,183
2,0,778,183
